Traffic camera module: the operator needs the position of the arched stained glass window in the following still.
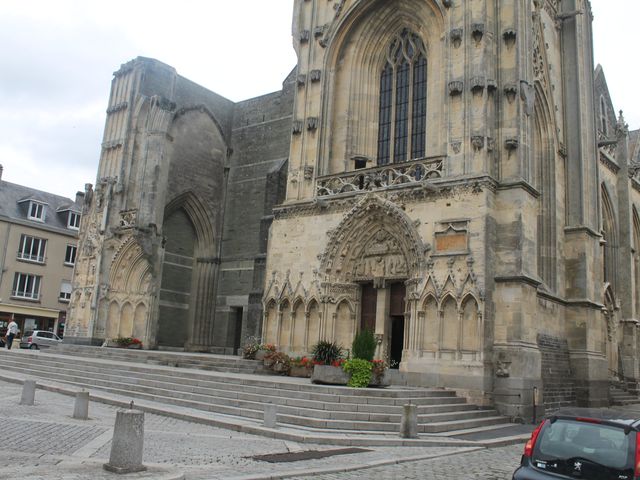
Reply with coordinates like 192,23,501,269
377,29,428,165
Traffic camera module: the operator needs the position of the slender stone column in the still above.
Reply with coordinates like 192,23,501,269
374,282,390,359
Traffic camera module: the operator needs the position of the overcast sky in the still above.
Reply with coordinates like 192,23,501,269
0,0,636,199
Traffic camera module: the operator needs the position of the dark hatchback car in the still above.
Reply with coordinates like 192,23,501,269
513,408,640,480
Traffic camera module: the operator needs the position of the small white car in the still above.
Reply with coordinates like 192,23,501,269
20,330,62,350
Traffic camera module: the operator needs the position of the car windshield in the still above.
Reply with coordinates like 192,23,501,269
533,419,634,477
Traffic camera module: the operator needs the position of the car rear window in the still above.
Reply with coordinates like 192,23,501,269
533,419,634,478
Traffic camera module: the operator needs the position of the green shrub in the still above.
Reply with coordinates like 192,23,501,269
351,329,377,361
343,358,373,388
311,340,343,365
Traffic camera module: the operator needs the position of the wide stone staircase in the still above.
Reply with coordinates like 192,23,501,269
0,345,511,437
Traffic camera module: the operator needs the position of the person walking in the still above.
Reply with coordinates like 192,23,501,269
6,320,18,350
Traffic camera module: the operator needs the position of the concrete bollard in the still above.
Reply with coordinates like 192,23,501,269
263,403,278,429
20,380,36,406
400,403,418,439
103,408,146,473
73,391,90,420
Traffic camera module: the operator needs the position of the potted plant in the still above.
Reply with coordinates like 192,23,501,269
310,341,349,385
264,351,290,374
289,356,314,378
111,337,143,349
242,337,261,359
255,343,276,361
370,359,390,387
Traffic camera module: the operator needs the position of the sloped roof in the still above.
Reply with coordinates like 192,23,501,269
0,180,82,233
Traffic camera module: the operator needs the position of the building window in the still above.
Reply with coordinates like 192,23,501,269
59,281,72,302
68,212,80,230
28,201,45,221
64,245,77,266
12,273,42,300
17,235,47,263
377,29,428,165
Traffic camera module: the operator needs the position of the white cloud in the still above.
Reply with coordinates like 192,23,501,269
0,0,637,199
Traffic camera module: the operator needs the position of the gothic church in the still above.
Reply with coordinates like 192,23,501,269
66,0,640,417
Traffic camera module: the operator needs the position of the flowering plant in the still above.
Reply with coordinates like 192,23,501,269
242,337,261,359
113,337,142,347
371,359,387,378
290,356,314,369
331,358,346,368
260,343,277,352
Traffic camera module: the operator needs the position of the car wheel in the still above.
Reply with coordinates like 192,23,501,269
29,344,38,350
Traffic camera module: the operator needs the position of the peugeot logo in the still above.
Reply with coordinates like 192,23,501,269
574,461,582,472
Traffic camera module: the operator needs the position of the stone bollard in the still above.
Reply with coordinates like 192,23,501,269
263,403,278,429
20,380,36,406
73,390,90,420
400,403,418,439
103,408,146,473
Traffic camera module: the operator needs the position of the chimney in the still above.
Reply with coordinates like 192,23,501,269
0,164,3,182
75,191,85,206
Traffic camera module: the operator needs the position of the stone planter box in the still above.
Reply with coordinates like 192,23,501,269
272,362,289,374
311,365,390,387
127,344,142,349
289,366,312,378
311,365,350,385
255,350,271,361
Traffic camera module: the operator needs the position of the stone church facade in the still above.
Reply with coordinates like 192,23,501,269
66,0,640,417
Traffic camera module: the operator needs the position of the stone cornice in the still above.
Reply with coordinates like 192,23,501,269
564,225,602,239
494,274,542,288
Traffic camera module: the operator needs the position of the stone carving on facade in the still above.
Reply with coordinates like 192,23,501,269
502,29,517,47
504,84,518,103
520,81,535,116
303,166,314,180
450,141,462,154
471,135,485,152
449,28,463,48
292,120,303,134
118,209,138,230
448,81,464,96
106,102,128,115
309,70,322,82
495,353,512,378
320,194,427,283
316,157,443,197
300,30,310,43
307,117,318,131
297,74,307,87
505,137,520,151
471,23,484,44
470,76,485,94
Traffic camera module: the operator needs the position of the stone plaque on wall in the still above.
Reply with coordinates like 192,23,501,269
434,222,469,253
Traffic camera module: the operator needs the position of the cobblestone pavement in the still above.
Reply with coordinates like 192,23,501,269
287,445,522,479
0,378,529,479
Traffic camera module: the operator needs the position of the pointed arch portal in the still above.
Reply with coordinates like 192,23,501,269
320,194,426,366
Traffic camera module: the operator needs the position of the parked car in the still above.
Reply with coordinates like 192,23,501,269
20,330,62,350
513,408,639,480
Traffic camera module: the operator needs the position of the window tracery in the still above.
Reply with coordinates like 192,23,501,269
377,29,427,165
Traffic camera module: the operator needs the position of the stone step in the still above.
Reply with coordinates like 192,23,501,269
5,354,456,405
0,350,511,434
